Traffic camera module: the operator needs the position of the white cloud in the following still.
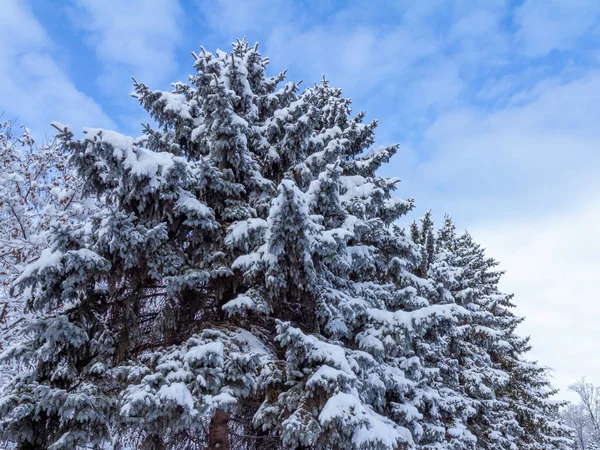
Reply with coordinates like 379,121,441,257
395,71,600,221
514,0,600,57
68,0,184,91
0,0,113,136
471,195,600,400
196,0,296,37
189,0,514,133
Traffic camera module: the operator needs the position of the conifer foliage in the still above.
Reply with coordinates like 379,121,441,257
0,40,573,449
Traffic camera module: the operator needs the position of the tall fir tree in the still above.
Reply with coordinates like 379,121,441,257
431,219,573,449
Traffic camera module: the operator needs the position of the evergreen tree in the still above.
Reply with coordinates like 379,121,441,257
433,221,573,449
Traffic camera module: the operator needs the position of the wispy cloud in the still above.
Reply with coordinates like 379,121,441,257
514,0,600,57
67,0,184,92
0,0,113,135
472,195,600,401
400,71,600,220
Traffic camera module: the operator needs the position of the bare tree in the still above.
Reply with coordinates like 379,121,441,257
569,378,600,448
562,402,593,449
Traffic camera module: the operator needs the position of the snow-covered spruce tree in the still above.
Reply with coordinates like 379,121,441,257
431,218,573,449
0,40,408,450
427,217,519,449
386,212,478,449
233,77,421,449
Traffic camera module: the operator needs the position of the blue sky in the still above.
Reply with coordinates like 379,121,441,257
2,0,600,400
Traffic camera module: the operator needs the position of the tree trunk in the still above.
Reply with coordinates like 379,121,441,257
142,435,165,450
208,408,229,449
